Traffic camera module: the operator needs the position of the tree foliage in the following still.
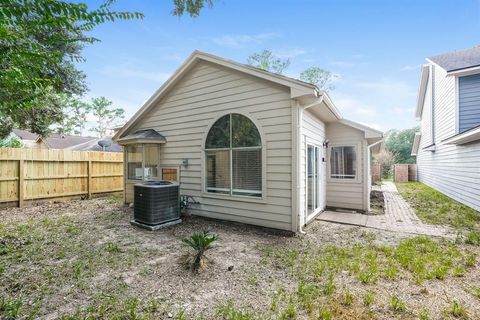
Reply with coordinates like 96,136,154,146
385,127,418,164
0,0,142,138
373,149,398,179
247,50,290,74
247,50,337,92
171,0,214,17
300,67,338,92
89,97,125,138
56,99,91,135
0,0,214,139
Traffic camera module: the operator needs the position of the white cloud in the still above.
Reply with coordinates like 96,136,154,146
274,48,308,59
100,65,172,83
355,80,416,96
330,61,355,68
392,106,415,115
334,98,376,116
401,64,421,71
213,32,280,47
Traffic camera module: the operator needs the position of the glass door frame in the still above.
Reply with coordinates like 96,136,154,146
306,143,322,222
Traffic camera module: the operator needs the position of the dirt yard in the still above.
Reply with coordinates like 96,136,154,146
1,197,479,319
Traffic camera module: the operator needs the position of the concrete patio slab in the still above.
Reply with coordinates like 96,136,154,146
317,182,454,238
318,211,368,226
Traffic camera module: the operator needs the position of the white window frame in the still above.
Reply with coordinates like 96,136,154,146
327,142,360,183
202,113,266,202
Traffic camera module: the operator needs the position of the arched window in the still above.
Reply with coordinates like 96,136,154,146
205,114,262,197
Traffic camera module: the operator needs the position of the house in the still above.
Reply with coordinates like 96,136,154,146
412,45,480,211
113,51,383,232
66,137,123,152
8,129,121,152
10,129,40,148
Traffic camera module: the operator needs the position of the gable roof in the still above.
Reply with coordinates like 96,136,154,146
427,45,480,73
66,137,123,152
12,129,39,140
113,51,321,140
38,133,97,149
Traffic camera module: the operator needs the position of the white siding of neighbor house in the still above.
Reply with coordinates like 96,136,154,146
300,109,327,224
325,123,367,211
124,61,294,230
416,65,480,211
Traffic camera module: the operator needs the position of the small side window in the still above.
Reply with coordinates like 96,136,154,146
330,146,357,179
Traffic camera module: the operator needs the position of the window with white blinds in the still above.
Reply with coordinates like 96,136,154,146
205,114,262,197
330,146,357,179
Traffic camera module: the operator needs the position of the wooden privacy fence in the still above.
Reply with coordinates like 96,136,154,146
394,164,417,182
0,148,123,207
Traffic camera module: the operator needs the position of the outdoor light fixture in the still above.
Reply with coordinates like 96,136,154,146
323,139,329,148
182,159,189,167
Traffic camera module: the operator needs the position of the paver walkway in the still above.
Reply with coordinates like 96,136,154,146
318,182,454,237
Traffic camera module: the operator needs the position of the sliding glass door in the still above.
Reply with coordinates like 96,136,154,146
307,144,321,217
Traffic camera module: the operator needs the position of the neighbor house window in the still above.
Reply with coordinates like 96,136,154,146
458,74,480,133
126,144,160,180
205,114,262,197
330,146,357,179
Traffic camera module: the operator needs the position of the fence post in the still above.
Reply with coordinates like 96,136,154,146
87,160,92,199
18,159,24,208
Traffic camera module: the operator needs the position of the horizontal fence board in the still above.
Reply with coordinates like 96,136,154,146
0,148,124,206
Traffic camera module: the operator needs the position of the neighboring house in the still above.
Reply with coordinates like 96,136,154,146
114,51,383,232
412,45,480,211
66,137,123,152
8,129,121,152
10,129,40,148
37,133,98,149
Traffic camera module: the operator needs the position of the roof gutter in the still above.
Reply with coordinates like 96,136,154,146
295,94,325,235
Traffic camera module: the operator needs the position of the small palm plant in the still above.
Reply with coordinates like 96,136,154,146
181,231,218,273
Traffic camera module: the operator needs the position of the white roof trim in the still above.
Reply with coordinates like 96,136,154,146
113,51,318,140
322,92,342,120
411,132,421,156
415,64,430,120
446,65,480,77
443,126,480,145
338,119,383,139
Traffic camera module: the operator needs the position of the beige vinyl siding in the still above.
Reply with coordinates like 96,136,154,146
125,61,294,230
300,109,327,223
325,123,366,211
417,65,480,211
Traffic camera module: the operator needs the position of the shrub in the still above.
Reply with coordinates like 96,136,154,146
181,231,218,273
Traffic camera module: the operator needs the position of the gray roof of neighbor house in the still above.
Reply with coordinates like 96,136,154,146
66,137,123,152
428,45,480,72
40,133,97,149
12,129,39,140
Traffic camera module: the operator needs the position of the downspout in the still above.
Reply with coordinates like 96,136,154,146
366,139,384,211
297,94,324,235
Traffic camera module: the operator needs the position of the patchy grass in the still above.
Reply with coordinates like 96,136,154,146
1,198,479,319
396,182,480,230
264,236,474,285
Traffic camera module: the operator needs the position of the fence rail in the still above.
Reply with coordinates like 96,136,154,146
0,148,123,207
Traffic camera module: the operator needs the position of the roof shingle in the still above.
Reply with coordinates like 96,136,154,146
428,45,480,72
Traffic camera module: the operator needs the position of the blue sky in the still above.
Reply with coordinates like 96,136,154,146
80,0,480,132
